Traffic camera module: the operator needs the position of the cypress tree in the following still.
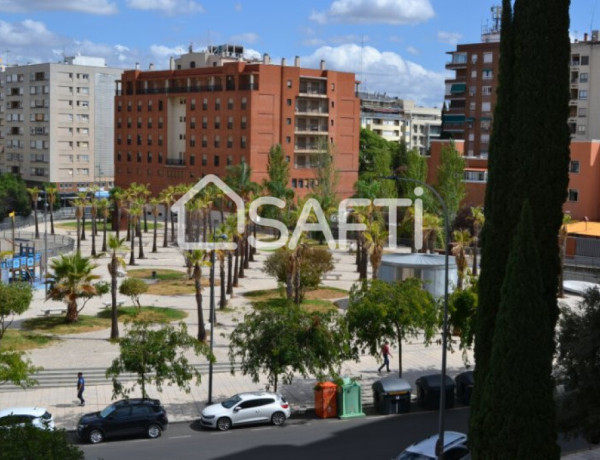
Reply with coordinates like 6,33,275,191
479,202,559,459
470,0,516,442
471,0,570,456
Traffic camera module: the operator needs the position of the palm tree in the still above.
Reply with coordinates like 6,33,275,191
159,186,175,248
187,250,209,342
45,183,58,235
107,236,127,339
173,183,189,243
27,187,40,239
112,189,125,241
149,198,160,253
98,198,110,253
558,213,573,298
127,200,143,265
88,186,99,257
77,192,88,242
470,206,485,276
423,212,443,254
364,219,389,280
452,229,472,290
72,197,86,254
47,252,99,323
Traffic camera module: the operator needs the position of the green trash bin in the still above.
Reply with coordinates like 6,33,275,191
337,377,366,419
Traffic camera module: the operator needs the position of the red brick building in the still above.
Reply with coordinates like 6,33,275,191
114,46,360,198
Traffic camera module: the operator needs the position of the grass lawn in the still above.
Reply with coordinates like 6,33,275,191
21,306,187,335
0,329,59,351
127,268,216,295
244,286,347,313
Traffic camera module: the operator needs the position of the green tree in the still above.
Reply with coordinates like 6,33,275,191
364,219,388,280
0,173,30,220
149,197,160,253
47,252,99,323
478,202,558,458
229,304,353,392
45,182,58,235
399,148,436,213
557,287,600,444
107,235,127,339
26,186,40,239
435,140,466,225
471,0,570,455
0,425,83,460
187,250,210,342
119,278,148,313
309,141,339,225
448,279,478,364
106,320,211,399
97,198,110,253
0,350,40,388
346,279,438,376
470,206,484,275
451,229,472,290
0,282,33,339
262,144,294,220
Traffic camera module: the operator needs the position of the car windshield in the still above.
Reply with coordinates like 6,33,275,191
221,395,242,409
99,404,116,418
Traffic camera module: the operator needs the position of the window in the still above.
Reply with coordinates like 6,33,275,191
469,102,476,111
215,98,221,110
578,107,587,117
190,98,196,110
202,98,208,110
190,135,196,147
147,152,152,163
286,118,291,125
158,117,163,129
137,117,142,129
287,80,292,88
147,117,153,128
241,97,247,110
190,117,196,129
287,99,292,106
471,54,478,64
137,101,142,111
241,136,247,148
227,155,233,166
158,100,163,111
202,136,207,148
292,179,297,188
158,152,163,163
483,52,493,63
214,135,220,148
127,101,132,112
227,136,233,148
190,155,195,166
227,98,233,110
214,155,220,167
202,154,207,166
147,135,152,146
482,102,491,112
570,160,580,173
471,70,477,79
137,152,142,162
579,90,588,100
577,125,586,135
148,100,153,111
214,116,221,129
580,73,588,83
286,136,291,144
581,56,589,66
241,116,247,129
481,134,490,144
482,69,493,80
482,86,493,96
468,133,475,142
469,86,476,96
227,116,233,129
568,189,578,202
202,117,208,129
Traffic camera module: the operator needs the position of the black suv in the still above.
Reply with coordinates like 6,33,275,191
77,398,168,444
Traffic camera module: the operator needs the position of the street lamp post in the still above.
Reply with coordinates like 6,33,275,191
207,228,227,406
383,176,450,460
43,196,48,297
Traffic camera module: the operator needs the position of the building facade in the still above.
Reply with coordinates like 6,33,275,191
359,92,441,155
114,46,360,198
0,56,122,192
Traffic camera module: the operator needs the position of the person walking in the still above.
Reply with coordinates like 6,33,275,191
377,341,392,373
77,372,85,406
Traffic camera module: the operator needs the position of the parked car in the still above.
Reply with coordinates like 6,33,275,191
200,392,291,431
77,398,168,444
395,431,469,460
0,407,55,431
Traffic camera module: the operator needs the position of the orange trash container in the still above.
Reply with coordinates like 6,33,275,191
314,381,338,418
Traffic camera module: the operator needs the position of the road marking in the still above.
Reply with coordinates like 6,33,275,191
168,435,192,439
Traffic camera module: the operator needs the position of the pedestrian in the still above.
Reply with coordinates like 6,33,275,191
377,341,392,373
77,372,85,406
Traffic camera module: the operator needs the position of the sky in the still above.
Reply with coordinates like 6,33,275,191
0,0,594,107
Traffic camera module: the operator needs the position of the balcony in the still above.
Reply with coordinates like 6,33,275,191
295,106,329,116
165,158,185,166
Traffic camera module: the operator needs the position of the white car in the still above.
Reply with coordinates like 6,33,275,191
0,407,55,431
396,431,469,460
200,392,291,431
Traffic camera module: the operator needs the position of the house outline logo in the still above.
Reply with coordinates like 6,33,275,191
171,174,244,250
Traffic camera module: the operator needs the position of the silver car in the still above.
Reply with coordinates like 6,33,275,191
200,392,291,431
0,407,55,431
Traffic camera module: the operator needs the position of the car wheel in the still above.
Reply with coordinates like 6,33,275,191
217,417,232,431
89,429,104,444
271,412,286,426
147,423,162,439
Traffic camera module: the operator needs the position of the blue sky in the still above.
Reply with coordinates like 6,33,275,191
0,0,593,107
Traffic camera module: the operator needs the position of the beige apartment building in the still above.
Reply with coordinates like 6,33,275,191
360,92,441,155
0,56,122,192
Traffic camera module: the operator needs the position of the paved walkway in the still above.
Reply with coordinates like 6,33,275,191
1,222,598,458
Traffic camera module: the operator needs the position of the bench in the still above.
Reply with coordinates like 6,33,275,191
42,308,66,317
102,300,125,309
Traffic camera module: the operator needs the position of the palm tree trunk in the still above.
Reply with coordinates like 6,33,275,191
102,216,108,253
76,215,81,254
66,298,78,323
238,236,245,279
170,212,176,243
90,217,97,257
227,251,233,295
233,239,240,287
115,208,121,240
472,235,479,276
33,200,40,239
195,266,206,342
163,207,169,247
244,231,250,269
110,262,119,339
49,202,55,235
143,208,148,233
250,224,256,261
220,258,226,309
138,221,144,259
152,216,158,253
81,212,86,241
129,221,136,265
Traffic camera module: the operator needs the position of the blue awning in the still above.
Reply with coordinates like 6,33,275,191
450,83,466,94
443,114,466,124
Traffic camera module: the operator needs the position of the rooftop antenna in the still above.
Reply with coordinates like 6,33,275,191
592,0,598,33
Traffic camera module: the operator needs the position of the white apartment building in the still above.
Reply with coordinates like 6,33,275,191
569,33,600,140
359,92,441,155
0,56,122,192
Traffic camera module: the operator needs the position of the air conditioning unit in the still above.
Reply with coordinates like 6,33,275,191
592,30,599,42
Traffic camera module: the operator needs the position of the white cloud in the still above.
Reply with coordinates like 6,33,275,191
302,38,327,47
437,31,462,45
126,0,204,15
302,44,444,106
229,32,259,45
310,0,434,25
234,2,242,12
406,45,419,55
0,19,61,47
0,0,117,15
149,44,187,59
